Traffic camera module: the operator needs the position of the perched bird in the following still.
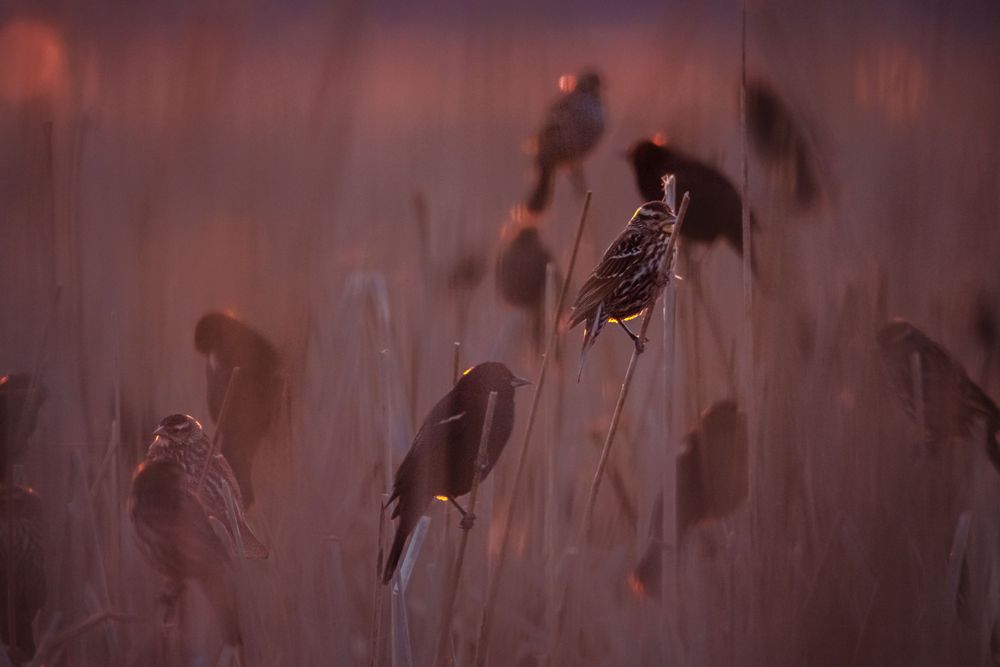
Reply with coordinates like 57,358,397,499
383,362,529,584
525,71,605,213
746,80,821,209
496,220,556,350
0,374,47,472
194,313,283,507
877,319,1000,468
0,484,45,664
626,138,756,272
676,401,749,541
569,201,677,377
129,414,268,647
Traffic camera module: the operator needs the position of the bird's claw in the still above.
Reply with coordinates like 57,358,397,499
459,513,477,531
634,336,648,354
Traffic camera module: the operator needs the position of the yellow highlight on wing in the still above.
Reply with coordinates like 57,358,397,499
435,495,449,502
608,313,641,324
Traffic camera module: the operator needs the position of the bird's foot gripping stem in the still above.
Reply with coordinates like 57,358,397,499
617,320,647,353
459,512,477,531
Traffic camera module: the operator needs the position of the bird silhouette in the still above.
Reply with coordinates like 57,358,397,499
525,71,605,213
383,362,529,584
194,313,283,507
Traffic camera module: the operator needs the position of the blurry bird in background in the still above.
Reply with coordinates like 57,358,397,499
676,400,749,542
496,216,557,351
0,484,45,664
194,312,283,507
628,401,748,600
0,374,47,472
626,137,757,275
129,414,268,649
524,70,605,213
569,201,678,378
746,79,823,210
383,362,529,584
877,319,1000,469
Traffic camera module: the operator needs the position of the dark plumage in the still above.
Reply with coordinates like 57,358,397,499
747,80,821,208
382,362,529,584
525,71,605,213
0,374,47,472
496,222,556,349
676,401,749,541
129,414,268,647
569,201,677,377
877,320,1000,468
0,484,45,663
194,313,282,507
626,139,756,272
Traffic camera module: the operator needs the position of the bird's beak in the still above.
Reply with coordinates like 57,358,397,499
153,426,168,438
511,375,532,388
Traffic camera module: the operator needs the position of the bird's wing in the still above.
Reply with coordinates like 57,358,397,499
196,456,269,559
569,227,647,327
537,92,584,156
390,392,467,513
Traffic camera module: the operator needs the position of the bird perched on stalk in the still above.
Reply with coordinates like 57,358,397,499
676,400,749,541
746,80,822,209
626,138,756,273
496,218,556,350
0,484,45,664
129,414,268,647
525,71,605,213
569,201,678,378
382,362,529,584
0,374,47,472
877,319,1000,469
194,312,283,507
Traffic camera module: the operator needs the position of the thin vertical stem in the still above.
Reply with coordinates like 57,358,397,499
473,192,592,667
434,391,498,667
196,366,241,496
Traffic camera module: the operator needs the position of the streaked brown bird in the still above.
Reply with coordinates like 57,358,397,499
569,201,677,378
877,319,1000,469
383,362,529,584
746,79,821,209
0,374,47,472
525,71,605,213
0,484,45,664
626,138,756,273
676,400,749,541
194,312,283,507
496,219,556,350
129,414,268,647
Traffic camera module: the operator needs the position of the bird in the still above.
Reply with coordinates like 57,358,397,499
525,71,605,213
626,138,756,273
129,414,268,647
568,201,677,378
877,319,1000,469
194,312,283,507
382,362,529,584
0,484,45,664
676,400,749,541
0,373,47,472
496,219,556,350
746,79,822,209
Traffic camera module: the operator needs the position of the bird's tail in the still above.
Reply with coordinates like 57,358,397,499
526,161,555,214
382,512,416,585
